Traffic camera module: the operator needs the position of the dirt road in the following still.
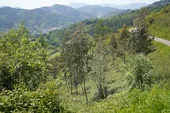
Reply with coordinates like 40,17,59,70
150,36,170,46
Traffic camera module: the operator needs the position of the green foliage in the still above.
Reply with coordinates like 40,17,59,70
80,85,170,113
103,11,137,31
124,54,153,90
147,5,170,40
117,86,170,113
94,20,112,39
61,23,92,102
131,9,153,55
116,25,131,63
89,41,111,100
0,81,70,113
148,41,170,82
0,24,48,90
1,3,170,113
46,29,65,47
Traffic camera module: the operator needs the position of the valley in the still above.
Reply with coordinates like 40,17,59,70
1,0,170,113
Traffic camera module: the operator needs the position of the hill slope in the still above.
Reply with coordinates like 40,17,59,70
148,5,170,40
149,0,170,7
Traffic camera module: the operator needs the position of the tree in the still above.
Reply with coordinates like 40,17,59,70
124,54,153,90
62,23,92,103
107,33,117,65
94,20,112,40
117,24,131,63
131,8,153,55
89,41,110,100
0,24,48,90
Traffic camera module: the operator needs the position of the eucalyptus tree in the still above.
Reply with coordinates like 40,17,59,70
62,23,92,103
89,41,111,99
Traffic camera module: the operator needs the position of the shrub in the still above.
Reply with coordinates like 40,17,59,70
0,82,70,113
117,86,170,113
124,54,153,90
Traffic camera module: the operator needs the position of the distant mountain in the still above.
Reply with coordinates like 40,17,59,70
149,0,170,7
101,3,148,10
78,5,124,18
69,2,88,9
38,4,89,22
0,5,93,33
0,4,127,33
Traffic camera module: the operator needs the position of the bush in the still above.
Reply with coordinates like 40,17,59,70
117,86,170,113
124,54,153,90
0,24,48,90
0,82,70,113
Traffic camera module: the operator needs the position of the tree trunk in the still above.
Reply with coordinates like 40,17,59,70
70,75,73,95
123,53,126,64
83,80,88,104
81,84,85,95
75,83,78,94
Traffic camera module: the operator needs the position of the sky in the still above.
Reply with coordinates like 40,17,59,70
0,0,160,9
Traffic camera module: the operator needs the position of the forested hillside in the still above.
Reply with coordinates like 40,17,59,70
0,5,123,33
1,0,170,113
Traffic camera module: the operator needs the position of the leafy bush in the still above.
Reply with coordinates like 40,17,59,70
0,81,70,113
124,54,153,90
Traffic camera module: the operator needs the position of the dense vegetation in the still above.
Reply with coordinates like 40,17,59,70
1,0,170,112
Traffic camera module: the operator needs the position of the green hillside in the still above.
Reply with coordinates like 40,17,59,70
1,0,170,113
148,5,170,40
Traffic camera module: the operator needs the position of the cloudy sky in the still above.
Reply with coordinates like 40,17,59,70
0,0,160,9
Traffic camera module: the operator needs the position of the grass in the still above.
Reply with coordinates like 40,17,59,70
59,56,129,112
148,41,170,82
148,5,170,40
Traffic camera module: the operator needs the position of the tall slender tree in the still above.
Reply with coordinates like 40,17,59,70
62,23,92,103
